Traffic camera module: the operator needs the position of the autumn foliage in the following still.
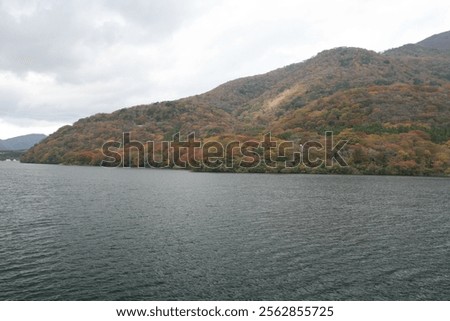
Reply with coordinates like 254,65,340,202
21,45,450,176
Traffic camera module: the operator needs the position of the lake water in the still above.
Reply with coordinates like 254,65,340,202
0,161,449,300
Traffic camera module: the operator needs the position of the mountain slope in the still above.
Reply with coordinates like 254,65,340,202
417,30,450,51
21,32,450,175
0,134,46,151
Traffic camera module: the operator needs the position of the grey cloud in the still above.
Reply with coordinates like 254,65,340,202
0,0,199,76
106,0,197,34
0,1,87,74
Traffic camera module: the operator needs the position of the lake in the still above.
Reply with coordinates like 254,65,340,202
0,161,449,300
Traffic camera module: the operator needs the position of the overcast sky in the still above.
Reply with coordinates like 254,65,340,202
0,0,449,139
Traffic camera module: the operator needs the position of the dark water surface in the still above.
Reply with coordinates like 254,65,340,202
0,162,449,300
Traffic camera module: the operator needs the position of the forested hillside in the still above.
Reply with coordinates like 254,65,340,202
21,31,450,175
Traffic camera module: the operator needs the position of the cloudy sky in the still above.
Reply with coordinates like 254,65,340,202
0,0,449,139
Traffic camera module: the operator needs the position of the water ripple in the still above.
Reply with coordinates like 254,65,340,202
1,162,449,300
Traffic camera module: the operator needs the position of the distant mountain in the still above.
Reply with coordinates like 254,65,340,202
22,31,450,176
0,134,47,151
